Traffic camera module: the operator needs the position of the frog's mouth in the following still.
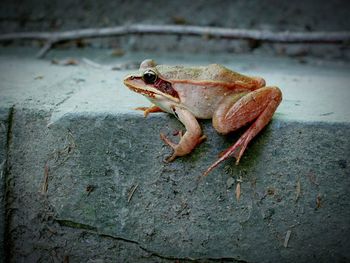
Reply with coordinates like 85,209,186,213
126,83,157,99
123,76,157,98
123,75,179,102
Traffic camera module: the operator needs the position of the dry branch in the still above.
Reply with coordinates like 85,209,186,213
2,24,349,43
1,24,349,58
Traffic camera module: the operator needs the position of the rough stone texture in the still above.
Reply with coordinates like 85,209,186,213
5,109,350,262
0,108,11,263
1,2,350,261
1,47,350,262
1,47,349,123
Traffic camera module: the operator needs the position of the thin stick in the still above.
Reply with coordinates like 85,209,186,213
82,58,139,70
236,177,243,201
41,163,49,194
295,177,301,202
284,230,292,248
127,184,139,203
36,40,53,58
1,24,349,44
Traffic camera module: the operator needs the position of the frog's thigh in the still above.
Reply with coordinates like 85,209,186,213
212,87,282,134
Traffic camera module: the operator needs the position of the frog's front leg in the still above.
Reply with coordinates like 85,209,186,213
204,86,282,176
160,107,206,162
135,105,164,117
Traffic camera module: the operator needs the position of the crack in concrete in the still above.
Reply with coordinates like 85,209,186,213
56,218,248,262
54,91,76,108
3,105,15,262
56,219,97,232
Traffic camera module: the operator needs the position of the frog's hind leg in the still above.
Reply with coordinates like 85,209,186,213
204,86,282,176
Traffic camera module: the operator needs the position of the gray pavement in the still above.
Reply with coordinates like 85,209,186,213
1,47,350,122
0,108,10,263
1,47,350,262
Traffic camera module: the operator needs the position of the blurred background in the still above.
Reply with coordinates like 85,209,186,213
1,0,349,59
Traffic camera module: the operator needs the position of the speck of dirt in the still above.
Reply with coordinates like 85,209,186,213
337,159,347,169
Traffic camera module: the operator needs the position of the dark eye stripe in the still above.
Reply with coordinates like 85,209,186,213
154,78,179,99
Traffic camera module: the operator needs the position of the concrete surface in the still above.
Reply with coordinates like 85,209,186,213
0,108,10,262
1,47,350,123
1,47,350,262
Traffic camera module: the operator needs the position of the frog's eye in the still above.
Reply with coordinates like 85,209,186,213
142,70,158,84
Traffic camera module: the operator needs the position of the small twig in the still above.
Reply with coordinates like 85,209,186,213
36,40,53,58
85,185,95,196
45,130,76,169
0,161,5,181
1,24,350,43
236,177,243,201
284,230,292,248
1,24,349,58
82,58,139,70
176,203,188,216
127,184,139,203
41,163,50,194
295,177,301,202
306,171,319,186
316,194,322,209
81,58,108,69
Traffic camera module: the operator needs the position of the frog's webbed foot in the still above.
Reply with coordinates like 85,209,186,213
203,86,282,177
160,132,206,162
160,132,181,162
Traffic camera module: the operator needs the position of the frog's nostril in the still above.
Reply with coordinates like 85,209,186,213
254,77,266,87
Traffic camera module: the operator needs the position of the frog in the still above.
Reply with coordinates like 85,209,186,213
123,59,282,176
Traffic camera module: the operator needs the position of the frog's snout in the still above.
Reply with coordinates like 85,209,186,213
254,77,266,87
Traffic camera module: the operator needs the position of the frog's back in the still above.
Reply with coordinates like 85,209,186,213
156,64,261,90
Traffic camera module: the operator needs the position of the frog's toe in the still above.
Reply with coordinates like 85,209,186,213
164,153,177,163
160,133,180,162
160,133,177,148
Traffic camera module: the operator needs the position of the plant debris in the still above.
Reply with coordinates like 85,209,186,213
267,187,275,196
82,58,139,70
111,48,125,57
306,171,319,186
51,58,79,66
127,184,139,203
295,178,301,202
236,177,242,201
316,194,322,209
86,185,95,196
41,162,50,194
284,230,292,248
172,16,189,25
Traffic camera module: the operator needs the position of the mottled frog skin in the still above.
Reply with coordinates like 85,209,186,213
124,59,282,176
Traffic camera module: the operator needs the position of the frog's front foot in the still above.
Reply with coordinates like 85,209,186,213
135,105,164,117
160,132,183,162
160,132,206,162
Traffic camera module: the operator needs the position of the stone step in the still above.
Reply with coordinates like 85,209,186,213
1,47,350,262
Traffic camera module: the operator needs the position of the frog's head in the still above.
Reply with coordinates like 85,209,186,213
123,59,179,102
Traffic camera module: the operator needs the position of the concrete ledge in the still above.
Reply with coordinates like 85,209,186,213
1,47,350,262
0,107,11,263
5,108,350,262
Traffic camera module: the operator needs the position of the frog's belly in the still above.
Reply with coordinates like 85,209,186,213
148,97,174,114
